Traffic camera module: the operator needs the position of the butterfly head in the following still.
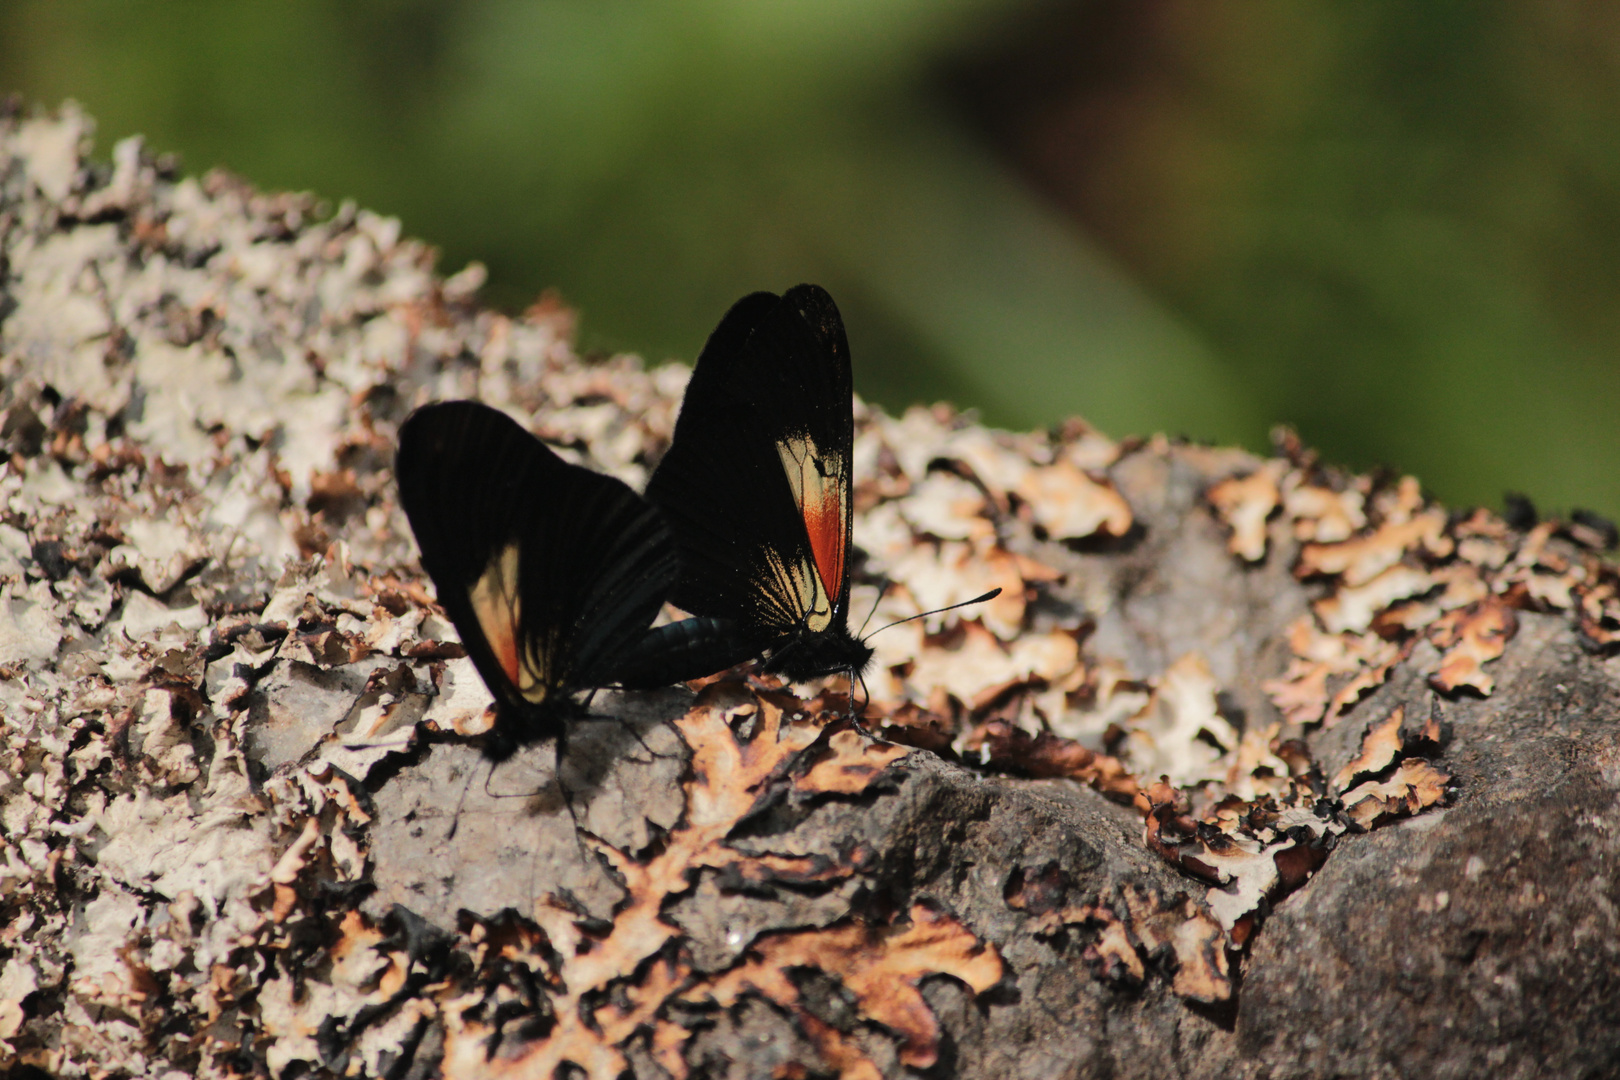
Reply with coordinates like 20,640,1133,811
478,695,580,763
766,622,873,684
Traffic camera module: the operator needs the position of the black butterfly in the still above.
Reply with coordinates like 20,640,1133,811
395,400,693,761
641,285,875,685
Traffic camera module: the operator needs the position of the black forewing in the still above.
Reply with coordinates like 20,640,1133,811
645,285,855,636
395,401,679,728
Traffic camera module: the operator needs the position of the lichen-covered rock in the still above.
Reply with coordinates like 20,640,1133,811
0,101,1615,1079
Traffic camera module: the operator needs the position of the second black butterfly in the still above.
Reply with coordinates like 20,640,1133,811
396,400,698,761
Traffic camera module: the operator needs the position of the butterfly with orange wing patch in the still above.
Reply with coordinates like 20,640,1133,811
640,285,875,686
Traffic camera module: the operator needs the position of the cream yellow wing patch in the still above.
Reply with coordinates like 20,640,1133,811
759,547,833,633
468,543,551,703
776,434,848,607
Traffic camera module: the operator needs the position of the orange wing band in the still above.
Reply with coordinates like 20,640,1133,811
803,487,845,601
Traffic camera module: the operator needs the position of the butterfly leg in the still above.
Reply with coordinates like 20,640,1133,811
850,666,875,736
617,714,682,762
444,758,483,841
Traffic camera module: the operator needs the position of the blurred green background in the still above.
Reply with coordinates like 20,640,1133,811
4,0,1618,518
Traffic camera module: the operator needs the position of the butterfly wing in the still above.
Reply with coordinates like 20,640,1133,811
646,285,855,644
396,401,679,739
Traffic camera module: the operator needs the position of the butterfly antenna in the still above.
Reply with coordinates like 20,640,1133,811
480,756,554,802
868,588,1003,637
551,749,595,869
856,577,893,638
444,759,483,841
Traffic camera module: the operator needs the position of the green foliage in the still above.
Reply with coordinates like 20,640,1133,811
3,1,1617,517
